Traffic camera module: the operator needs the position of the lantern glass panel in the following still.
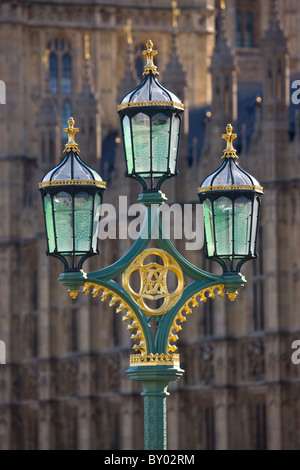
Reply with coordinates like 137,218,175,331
92,193,101,251
74,191,93,253
122,115,134,174
169,115,180,173
152,112,170,173
132,113,150,176
214,196,233,256
251,197,260,254
53,158,71,180
53,191,73,253
234,196,252,255
44,194,55,252
203,199,215,257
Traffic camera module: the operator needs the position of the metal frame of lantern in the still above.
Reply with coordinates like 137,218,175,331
39,42,263,451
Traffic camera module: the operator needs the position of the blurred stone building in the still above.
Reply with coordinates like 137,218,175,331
0,0,300,450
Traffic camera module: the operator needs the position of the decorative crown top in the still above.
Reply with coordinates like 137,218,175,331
142,40,159,76
222,123,238,159
64,117,80,153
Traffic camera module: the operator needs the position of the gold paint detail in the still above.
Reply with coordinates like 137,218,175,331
142,39,159,76
125,18,133,45
122,249,184,316
84,34,91,60
167,285,225,353
64,117,80,153
222,123,239,159
39,179,107,189
118,100,184,111
130,353,180,367
228,292,238,302
69,290,79,299
172,1,181,29
198,184,264,194
83,282,146,354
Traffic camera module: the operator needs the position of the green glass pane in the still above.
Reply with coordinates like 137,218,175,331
203,199,215,257
74,192,93,252
53,191,73,253
234,196,252,255
92,193,101,251
152,113,170,174
214,197,233,256
250,197,260,254
44,194,55,253
122,116,134,174
169,115,180,173
132,113,150,176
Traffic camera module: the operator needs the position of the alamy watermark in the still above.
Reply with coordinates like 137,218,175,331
0,80,6,104
0,340,6,364
291,80,300,105
98,196,204,251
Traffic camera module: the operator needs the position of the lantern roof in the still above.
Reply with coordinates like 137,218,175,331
39,117,106,190
198,124,263,194
118,40,184,112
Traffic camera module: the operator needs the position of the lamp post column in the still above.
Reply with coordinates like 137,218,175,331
126,365,184,450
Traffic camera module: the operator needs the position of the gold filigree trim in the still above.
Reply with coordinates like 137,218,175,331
69,290,79,299
198,184,263,194
167,285,226,353
130,353,180,367
83,282,146,354
118,100,184,111
39,180,107,189
122,248,184,316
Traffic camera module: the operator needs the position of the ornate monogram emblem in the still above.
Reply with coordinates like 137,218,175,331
122,249,184,316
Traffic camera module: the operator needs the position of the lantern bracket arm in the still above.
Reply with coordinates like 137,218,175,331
155,273,246,354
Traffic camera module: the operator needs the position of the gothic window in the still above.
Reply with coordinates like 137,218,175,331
236,1,260,48
47,38,73,141
252,227,264,331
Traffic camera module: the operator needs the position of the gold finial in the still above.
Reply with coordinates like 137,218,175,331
42,49,50,72
84,34,91,60
142,40,159,76
171,1,181,29
64,117,80,153
222,123,238,159
220,0,226,9
125,18,133,45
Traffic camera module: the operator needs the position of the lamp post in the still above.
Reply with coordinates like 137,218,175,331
39,41,263,451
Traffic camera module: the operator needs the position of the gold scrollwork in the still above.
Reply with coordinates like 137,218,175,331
122,249,184,316
167,285,226,353
83,282,146,354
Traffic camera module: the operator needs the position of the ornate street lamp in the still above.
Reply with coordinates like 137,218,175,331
39,41,263,451
38,117,106,274
118,40,184,191
198,124,263,274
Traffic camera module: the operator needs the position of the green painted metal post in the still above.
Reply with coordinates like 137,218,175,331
127,365,184,450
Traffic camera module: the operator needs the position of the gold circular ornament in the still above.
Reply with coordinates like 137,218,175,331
122,249,184,316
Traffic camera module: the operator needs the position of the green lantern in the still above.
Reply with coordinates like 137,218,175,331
198,124,263,273
39,117,106,271
118,40,184,191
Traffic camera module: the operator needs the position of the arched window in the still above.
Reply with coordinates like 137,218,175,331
47,38,72,94
236,11,243,47
245,12,254,48
62,53,72,94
